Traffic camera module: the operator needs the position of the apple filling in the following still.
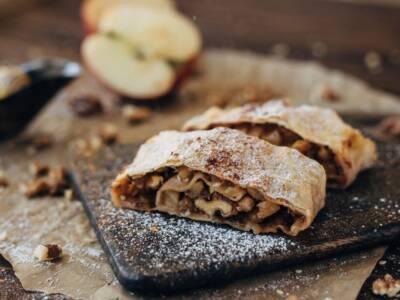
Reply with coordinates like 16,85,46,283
227,123,344,186
113,167,297,234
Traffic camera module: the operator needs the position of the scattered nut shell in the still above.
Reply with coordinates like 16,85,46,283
122,105,152,124
64,189,74,201
69,95,103,116
33,244,63,261
372,274,400,297
29,161,49,177
98,123,118,145
0,170,9,187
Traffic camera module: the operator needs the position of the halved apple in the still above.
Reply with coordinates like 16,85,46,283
81,0,174,34
82,34,175,99
100,5,201,62
81,5,202,100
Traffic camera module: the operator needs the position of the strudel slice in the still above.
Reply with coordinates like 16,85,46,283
182,100,377,188
111,128,326,236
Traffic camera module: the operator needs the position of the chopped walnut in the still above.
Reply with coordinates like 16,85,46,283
68,94,103,116
291,140,311,155
237,196,255,212
177,167,192,183
64,189,74,201
195,194,233,217
122,105,152,123
0,231,7,241
372,274,400,297
149,224,159,233
33,244,63,261
29,161,49,177
145,175,163,190
97,123,118,145
256,201,280,219
0,170,9,187
25,178,50,198
25,166,69,198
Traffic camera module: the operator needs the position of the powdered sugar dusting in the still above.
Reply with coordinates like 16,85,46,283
122,128,326,232
97,199,296,276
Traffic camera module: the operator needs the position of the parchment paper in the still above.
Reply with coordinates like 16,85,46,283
0,49,399,299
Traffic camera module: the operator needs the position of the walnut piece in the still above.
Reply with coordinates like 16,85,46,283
25,166,69,198
145,175,163,190
256,201,280,219
372,274,400,297
291,140,311,155
29,161,49,177
195,195,233,217
69,94,103,116
33,244,63,261
97,123,118,145
0,170,9,187
122,105,152,123
64,189,74,201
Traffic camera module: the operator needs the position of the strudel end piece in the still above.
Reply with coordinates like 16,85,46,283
111,128,326,236
182,100,377,188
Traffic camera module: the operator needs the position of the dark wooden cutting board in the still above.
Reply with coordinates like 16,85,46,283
70,136,400,294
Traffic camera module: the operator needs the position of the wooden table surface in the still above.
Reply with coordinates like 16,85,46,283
0,0,399,298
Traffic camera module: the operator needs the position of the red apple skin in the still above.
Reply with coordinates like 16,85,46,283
81,44,177,101
80,1,97,35
83,57,200,101
84,56,199,102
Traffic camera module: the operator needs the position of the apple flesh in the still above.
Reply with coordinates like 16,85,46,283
81,5,202,100
100,5,201,62
81,0,174,34
82,34,175,99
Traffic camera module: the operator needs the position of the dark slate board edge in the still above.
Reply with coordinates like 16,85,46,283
70,173,400,294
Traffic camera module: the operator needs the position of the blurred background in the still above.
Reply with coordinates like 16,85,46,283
0,0,399,94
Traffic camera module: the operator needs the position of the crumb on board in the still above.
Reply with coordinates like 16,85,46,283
0,231,7,241
372,274,400,297
68,94,103,116
64,189,74,201
33,244,63,261
24,166,70,198
97,123,118,145
122,105,152,124
29,161,49,177
149,224,159,233
0,170,9,187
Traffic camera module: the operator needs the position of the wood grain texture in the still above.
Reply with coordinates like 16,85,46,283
177,0,400,95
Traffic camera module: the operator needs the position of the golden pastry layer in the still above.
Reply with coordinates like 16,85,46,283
182,100,377,188
111,128,326,236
